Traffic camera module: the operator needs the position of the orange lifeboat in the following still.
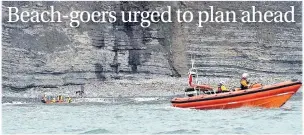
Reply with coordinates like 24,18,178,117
171,80,302,109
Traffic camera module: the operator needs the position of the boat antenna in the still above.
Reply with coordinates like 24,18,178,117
190,55,195,69
189,55,198,84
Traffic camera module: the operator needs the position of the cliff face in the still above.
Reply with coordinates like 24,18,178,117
2,1,302,94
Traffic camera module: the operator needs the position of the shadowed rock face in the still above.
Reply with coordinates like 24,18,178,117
2,1,302,93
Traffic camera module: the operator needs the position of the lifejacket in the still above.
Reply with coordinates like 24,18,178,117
68,97,72,103
51,98,56,103
218,84,228,92
59,95,63,101
240,78,249,90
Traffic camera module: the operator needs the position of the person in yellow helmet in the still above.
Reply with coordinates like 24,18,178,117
57,95,60,102
58,95,63,102
240,73,250,90
218,81,229,93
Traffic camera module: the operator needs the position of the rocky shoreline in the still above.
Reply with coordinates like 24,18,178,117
3,74,302,98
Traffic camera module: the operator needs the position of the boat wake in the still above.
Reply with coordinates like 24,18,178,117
132,97,160,102
2,101,28,106
80,128,111,134
2,96,172,105
59,96,171,104
73,98,117,103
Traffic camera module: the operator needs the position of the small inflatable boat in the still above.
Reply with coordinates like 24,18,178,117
41,95,72,104
171,59,302,110
41,99,71,104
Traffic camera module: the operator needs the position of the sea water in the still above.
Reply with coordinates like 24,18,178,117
2,93,302,134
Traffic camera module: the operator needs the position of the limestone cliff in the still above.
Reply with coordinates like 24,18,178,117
2,1,301,94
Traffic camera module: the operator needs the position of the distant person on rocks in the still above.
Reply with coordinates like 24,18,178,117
76,85,85,98
218,81,229,93
240,73,250,90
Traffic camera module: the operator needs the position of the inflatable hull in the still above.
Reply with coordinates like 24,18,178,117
41,100,70,104
171,80,302,110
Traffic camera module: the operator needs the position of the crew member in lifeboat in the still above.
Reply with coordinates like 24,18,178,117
240,73,250,90
41,94,47,103
218,81,229,93
57,96,60,102
51,97,56,103
67,97,72,103
57,95,63,102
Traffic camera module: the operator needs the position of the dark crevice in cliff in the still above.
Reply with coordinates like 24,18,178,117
124,22,141,73
3,83,84,91
29,67,171,76
110,50,120,73
62,83,83,86
94,63,106,81
2,84,56,92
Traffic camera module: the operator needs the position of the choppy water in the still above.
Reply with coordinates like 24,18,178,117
2,93,302,134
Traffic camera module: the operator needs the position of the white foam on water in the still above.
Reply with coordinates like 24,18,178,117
73,98,115,103
2,101,28,106
132,97,159,102
164,105,194,111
